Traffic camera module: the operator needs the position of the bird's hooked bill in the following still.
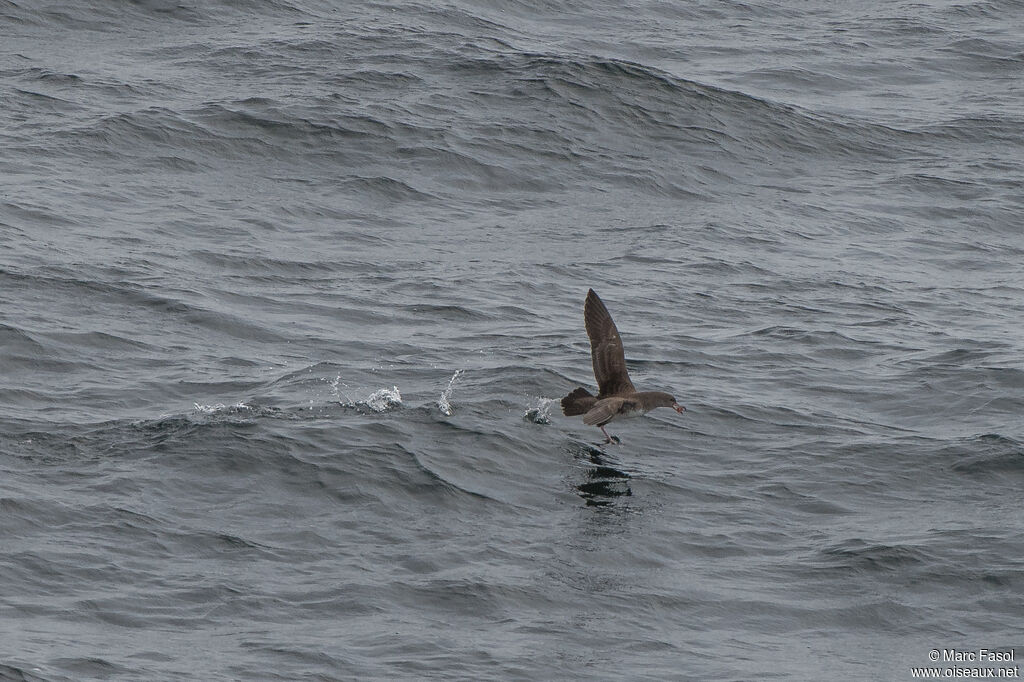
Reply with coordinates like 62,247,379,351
673,403,686,413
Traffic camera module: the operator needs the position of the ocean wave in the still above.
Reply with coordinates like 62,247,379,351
947,434,1024,476
7,38,927,210
820,538,935,571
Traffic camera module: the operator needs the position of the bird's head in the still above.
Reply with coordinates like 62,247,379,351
652,391,686,414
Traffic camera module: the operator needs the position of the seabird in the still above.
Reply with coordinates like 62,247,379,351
561,288,685,443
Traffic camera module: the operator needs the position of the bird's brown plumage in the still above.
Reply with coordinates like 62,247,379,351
582,396,636,426
561,289,685,443
584,288,635,398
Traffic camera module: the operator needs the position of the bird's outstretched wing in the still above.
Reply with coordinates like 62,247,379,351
584,289,635,397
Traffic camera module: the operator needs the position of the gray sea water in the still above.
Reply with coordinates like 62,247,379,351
2,1,1024,680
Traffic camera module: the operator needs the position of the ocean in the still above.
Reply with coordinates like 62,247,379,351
2,1,1023,679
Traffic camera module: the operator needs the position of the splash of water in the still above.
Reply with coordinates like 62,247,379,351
329,374,354,404
193,401,253,415
437,369,464,416
523,397,556,425
365,386,402,412
330,374,402,413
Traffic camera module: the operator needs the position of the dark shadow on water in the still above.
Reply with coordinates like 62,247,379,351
566,440,632,507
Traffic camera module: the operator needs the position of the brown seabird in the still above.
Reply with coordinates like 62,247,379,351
561,288,685,443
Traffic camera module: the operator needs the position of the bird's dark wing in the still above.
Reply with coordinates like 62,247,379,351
581,395,634,421
582,397,629,426
584,289,635,397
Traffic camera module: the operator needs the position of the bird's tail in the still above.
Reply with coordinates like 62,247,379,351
561,387,596,416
